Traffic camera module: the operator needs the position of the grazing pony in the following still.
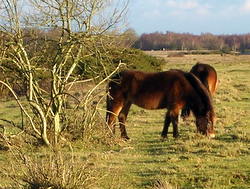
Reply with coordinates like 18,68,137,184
106,69,215,139
181,63,218,119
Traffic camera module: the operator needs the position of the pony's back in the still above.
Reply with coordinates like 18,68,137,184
190,63,218,95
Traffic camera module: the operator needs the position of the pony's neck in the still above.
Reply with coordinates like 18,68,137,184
184,72,214,120
189,97,212,118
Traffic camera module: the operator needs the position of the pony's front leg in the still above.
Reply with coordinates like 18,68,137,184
161,111,171,138
118,114,129,140
118,102,131,140
106,112,116,134
106,103,123,135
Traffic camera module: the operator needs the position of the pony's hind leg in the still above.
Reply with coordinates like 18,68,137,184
161,111,171,138
118,101,132,140
171,112,179,138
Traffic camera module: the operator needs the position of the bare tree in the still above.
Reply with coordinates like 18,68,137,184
0,0,128,146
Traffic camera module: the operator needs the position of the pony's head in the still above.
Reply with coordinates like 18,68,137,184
196,111,215,138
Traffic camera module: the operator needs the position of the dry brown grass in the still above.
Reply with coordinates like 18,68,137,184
1,148,103,189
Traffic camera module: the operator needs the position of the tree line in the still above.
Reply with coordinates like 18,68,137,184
132,31,250,52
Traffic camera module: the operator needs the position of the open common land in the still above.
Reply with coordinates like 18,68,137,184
1,52,250,188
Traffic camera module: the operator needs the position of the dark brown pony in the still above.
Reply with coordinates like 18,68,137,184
181,63,218,119
106,69,215,139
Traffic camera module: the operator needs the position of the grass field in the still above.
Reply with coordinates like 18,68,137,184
0,52,250,188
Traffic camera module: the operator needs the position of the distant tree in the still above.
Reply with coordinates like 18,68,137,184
200,33,220,50
120,28,138,48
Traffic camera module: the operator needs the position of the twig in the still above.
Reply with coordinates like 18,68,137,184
0,80,41,136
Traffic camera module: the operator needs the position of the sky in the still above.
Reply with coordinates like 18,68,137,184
128,0,250,35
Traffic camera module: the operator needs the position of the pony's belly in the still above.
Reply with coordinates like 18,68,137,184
133,94,165,110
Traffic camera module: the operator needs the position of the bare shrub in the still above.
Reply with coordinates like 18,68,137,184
0,0,129,146
63,92,113,145
60,65,125,146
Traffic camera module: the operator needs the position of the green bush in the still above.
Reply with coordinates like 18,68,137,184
115,48,165,72
76,48,165,79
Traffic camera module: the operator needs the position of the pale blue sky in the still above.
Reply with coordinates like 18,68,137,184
128,0,250,35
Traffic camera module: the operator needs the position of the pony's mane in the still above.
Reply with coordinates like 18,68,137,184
184,72,214,117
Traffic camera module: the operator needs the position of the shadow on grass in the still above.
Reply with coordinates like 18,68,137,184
216,134,250,144
142,146,171,156
132,170,161,188
138,138,182,156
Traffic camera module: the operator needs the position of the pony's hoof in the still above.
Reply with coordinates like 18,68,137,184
161,135,168,140
173,133,179,138
121,136,130,141
161,137,167,142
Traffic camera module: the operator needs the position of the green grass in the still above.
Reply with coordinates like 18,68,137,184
1,53,250,188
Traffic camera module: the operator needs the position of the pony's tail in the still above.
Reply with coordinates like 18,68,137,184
106,78,114,122
184,72,214,116
106,72,121,122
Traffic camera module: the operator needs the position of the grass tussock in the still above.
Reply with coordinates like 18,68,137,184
2,149,103,189
153,179,178,189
